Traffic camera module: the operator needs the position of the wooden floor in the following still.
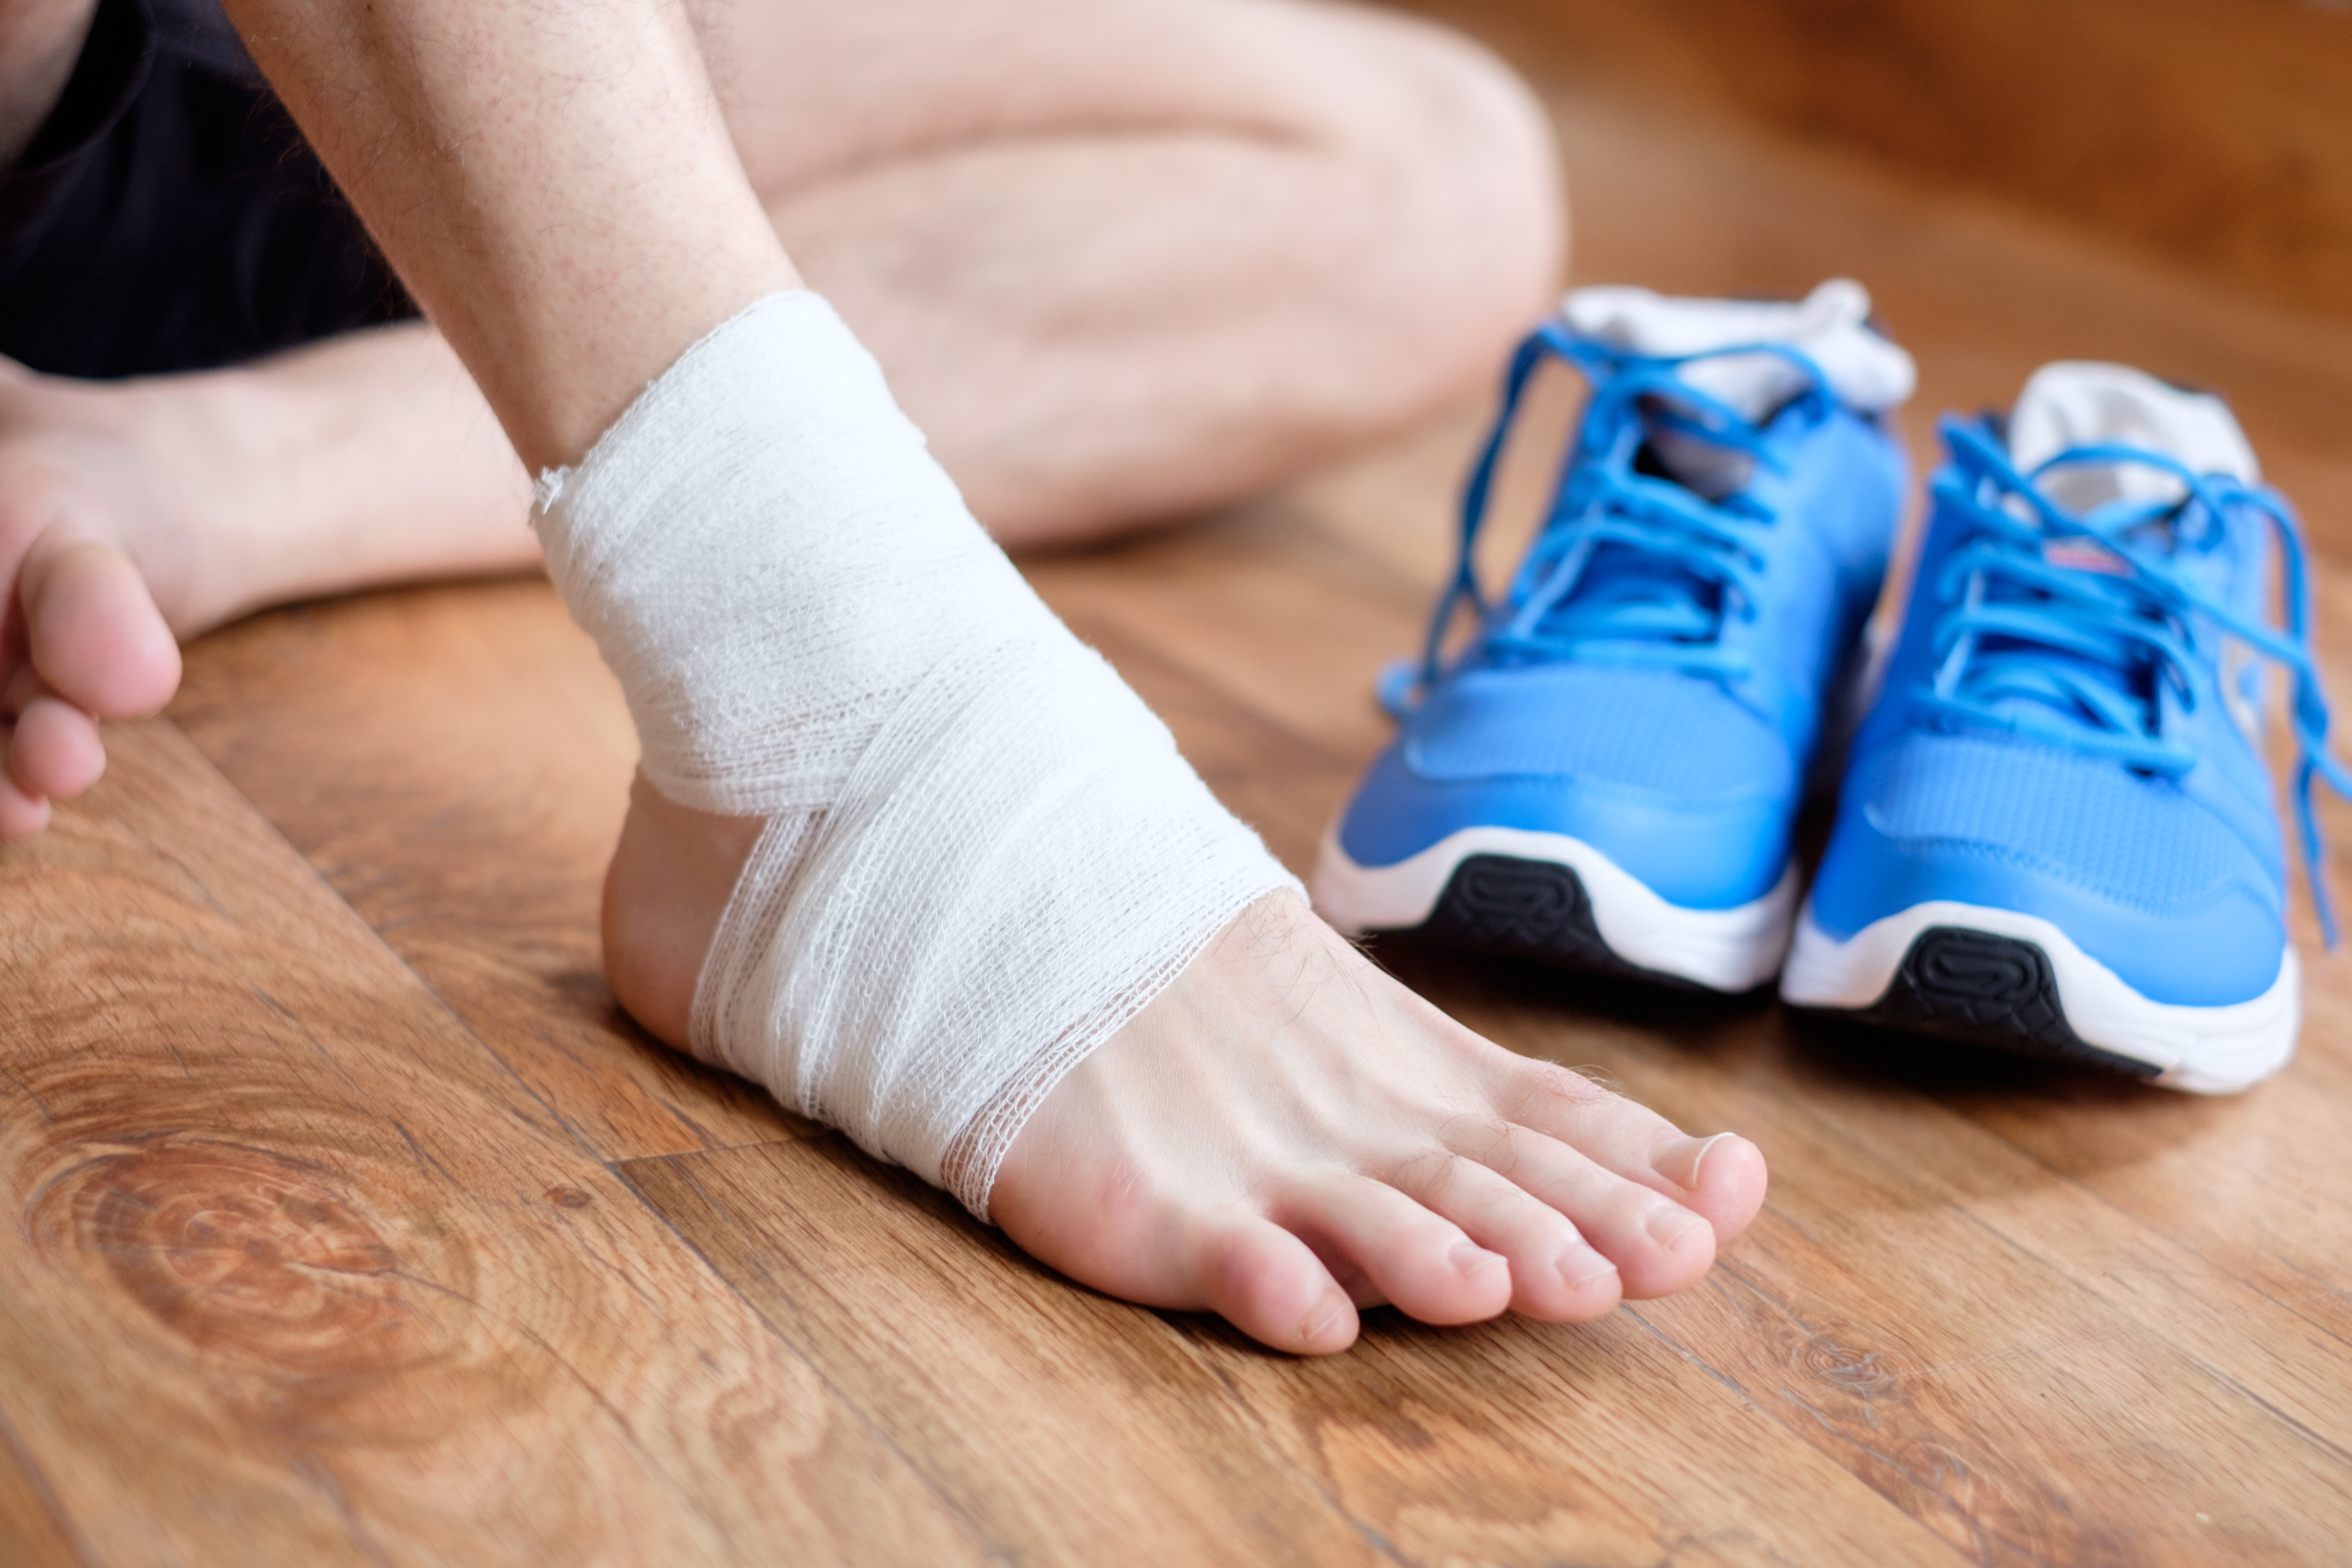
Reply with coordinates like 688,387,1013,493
11,43,2352,1568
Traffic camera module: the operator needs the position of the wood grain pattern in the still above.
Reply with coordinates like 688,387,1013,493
12,14,2352,1563
0,721,977,1566
0,1416,80,1568
626,1135,1969,1568
619,1139,1395,1567
1393,0,2352,323
169,584,797,1163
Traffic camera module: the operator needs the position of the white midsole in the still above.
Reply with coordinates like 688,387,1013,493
1309,823,1797,992
1780,900,2300,1094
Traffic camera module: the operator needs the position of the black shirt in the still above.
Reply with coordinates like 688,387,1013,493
0,0,416,379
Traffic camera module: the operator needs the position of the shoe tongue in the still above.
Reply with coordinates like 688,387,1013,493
2006,362,2258,516
1561,278,1917,420
1981,364,2259,738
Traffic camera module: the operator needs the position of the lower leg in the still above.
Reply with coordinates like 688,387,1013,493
0,0,1554,818
0,0,791,818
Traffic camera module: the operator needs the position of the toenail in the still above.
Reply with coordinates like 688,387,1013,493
1644,1205,1705,1250
1559,1249,1618,1289
1651,1132,1730,1189
1301,1297,1350,1348
1449,1240,1503,1278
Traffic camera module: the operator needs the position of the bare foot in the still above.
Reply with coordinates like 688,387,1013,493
0,360,189,838
607,779,1768,1355
0,335,537,839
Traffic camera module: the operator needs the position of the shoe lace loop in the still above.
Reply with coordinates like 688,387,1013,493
1933,416,2352,941
1391,323,1832,715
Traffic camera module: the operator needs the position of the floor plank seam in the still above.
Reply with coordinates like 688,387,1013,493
2256,1251,2352,1352
135,718,588,1144
2185,1357,2352,1475
98,721,1028,1553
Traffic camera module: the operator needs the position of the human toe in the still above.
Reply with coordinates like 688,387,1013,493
1385,1147,1623,1320
1191,1215,1361,1356
1445,1119,1715,1299
4,696,104,800
0,760,49,839
1499,1063,1767,1242
1272,1174,1514,1327
21,530,180,718
1648,1131,1769,1243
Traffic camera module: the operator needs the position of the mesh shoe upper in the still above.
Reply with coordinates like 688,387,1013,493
1809,365,2348,1007
1334,295,1910,911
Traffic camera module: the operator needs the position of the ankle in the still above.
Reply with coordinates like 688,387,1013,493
603,774,765,1047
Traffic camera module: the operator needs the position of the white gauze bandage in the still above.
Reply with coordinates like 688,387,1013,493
533,291,1298,1214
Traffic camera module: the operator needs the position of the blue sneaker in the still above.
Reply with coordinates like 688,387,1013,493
1782,362,2352,1091
1311,282,1912,991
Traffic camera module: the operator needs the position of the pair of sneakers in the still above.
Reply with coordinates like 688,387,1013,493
1311,280,2350,1092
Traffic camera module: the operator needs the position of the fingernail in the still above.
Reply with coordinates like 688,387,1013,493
1449,1240,1504,1278
1559,1249,1619,1289
1651,1131,1732,1189
1645,1205,1706,1251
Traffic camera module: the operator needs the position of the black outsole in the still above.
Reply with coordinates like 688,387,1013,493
1825,925,2160,1079
1370,853,1720,994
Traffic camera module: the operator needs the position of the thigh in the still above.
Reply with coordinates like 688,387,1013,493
699,0,1508,198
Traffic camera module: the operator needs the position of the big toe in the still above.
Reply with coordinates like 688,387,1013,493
22,531,181,718
1492,1063,1768,1275
1648,1131,1769,1245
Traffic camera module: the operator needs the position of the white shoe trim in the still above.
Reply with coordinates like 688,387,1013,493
1309,823,1796,993
1780,901,2300,1093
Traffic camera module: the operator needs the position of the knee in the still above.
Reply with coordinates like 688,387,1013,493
1303,10,1566,423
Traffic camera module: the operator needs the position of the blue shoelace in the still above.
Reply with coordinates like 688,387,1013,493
1929,416,2352,940
1388,322,1834,716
